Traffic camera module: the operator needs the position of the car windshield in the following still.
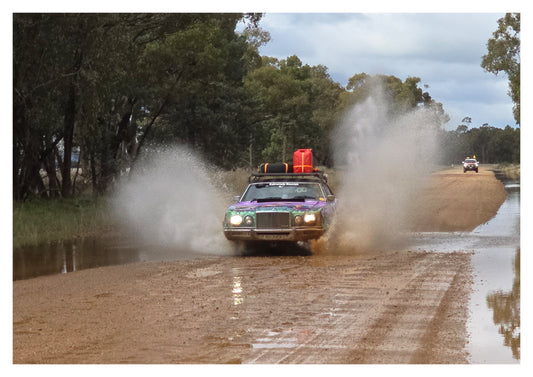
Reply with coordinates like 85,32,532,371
465,159,477,163
242,182,324,202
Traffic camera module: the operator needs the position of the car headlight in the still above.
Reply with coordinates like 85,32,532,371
243,215,254,226
294,215,303,225
304,213,316,224
229,214,243,226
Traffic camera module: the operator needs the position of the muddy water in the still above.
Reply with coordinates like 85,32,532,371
13,236,207,281
12,179,521,363
408,180,520,363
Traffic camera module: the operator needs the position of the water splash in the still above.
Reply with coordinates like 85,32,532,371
112,146,233,256
327,86,441,252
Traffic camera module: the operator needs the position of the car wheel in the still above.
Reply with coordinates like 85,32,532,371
463,169,466,173
476,169,478,173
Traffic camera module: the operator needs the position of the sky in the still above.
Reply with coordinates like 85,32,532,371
253,13,517,131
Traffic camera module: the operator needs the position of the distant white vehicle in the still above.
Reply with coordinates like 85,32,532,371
462,158,479,173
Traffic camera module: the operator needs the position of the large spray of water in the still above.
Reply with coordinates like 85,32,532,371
326,86,441,252
112,146,233,256
113,86,441,258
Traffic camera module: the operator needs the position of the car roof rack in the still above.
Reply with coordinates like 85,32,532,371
249,171,328,183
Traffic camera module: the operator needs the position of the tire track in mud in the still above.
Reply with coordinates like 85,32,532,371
242,251,472,364
246,253,426,363
13,250,472,364
346,252,472,363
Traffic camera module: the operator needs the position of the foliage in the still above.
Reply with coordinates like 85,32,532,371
344,73,450,125
439,124,520,165
481,13,520,124
243,55,344,166
13,13,263,199
13,13,519,203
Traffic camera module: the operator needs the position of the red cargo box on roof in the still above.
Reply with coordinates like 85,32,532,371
293,149,313,173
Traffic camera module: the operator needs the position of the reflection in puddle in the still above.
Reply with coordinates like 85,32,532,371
13,235,211,281
486,249,520,360
409,185,520,363
408,183,520,362
13,237,142,281
469,246,519,363
232,273,244,306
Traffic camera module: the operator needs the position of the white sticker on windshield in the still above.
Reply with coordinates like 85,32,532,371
268,182,299,186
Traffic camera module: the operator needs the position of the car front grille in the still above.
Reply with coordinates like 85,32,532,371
256,212,290,229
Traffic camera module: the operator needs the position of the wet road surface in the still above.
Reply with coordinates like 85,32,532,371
12,177,520,363
408,181,520,362
13,250,471,363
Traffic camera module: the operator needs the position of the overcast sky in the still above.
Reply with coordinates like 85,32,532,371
253,13,516,130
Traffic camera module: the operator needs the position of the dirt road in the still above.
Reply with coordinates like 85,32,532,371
408,166,507,232
13,166,506,364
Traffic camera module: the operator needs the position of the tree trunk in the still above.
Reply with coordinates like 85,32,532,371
44,152,59,198
89,149,98,195
61,84,76,198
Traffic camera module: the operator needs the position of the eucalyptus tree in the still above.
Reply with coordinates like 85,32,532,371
13,13,262,199
244,55,343,166
481,13,520,124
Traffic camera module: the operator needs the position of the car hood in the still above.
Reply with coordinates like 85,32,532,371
227,200,326,212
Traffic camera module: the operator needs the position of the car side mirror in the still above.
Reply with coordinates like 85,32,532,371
233,195,241,203
326,195,336,202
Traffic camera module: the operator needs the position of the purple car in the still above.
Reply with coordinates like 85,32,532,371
223,172,336,243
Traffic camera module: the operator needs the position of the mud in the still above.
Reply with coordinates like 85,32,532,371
13,250,472,364
13,166,511,363
407,166,508,232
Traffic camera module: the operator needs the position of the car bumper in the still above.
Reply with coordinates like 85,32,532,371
224,227,325,242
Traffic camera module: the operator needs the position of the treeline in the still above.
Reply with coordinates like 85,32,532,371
14,13,263,200
439,123,520,165
13,13,518,201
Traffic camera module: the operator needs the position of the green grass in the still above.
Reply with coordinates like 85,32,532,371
13,197,115,249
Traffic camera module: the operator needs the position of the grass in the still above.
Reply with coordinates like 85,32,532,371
13,197,115,249
497,163,520,180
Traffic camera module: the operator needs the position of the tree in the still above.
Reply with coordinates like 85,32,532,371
481,13,520,124
343,73,448,126
13,13,263,199
439,124,520,165
244,55,343,166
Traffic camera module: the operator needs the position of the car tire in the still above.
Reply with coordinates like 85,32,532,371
463,169,466,173
475,169,478,173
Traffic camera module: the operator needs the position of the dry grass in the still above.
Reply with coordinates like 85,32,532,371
498,164,520,180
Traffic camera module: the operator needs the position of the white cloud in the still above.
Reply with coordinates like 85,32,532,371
258,12,516,128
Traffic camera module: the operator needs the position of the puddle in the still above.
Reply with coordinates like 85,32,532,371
13,235,209,281
408,179,520,363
